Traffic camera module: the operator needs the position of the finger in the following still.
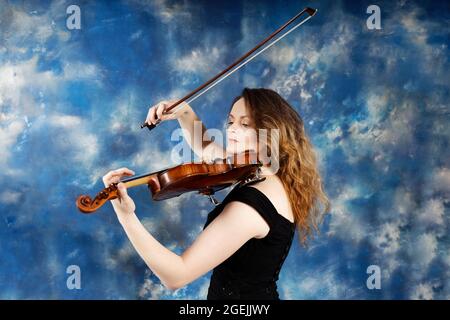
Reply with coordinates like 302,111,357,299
117,182,128,195
108,168,135,180
147,105,157,125
111,182,126,204
103,174,120,187
103,168,134,186
156,103,166,120
107,175,122,187
103,170,116,185
116,182,130,203
145,105,154,125
113,167,135,176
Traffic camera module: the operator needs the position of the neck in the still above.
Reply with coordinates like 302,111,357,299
259,165,277,177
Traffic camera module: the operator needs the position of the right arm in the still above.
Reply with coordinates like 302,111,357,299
145,100,226,162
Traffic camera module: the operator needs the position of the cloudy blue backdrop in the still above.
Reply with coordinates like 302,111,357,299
0,0,448,299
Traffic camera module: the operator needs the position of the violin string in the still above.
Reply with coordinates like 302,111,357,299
170,14,314,115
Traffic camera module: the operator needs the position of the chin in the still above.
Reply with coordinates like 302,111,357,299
226,143,240,154
226,147,247,156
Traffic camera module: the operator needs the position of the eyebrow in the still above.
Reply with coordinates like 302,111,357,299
228,114,250,120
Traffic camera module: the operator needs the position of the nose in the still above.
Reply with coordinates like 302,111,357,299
227,123,237,134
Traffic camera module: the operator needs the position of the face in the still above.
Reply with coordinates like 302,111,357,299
226,98,258,154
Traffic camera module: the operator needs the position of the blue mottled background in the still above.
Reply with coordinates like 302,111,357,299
0,0,448,299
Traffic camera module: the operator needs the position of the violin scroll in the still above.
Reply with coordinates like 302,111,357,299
76,183,119,214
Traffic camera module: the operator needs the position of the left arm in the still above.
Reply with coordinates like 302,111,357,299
119,200,268,290
103,168,270,290
118,213,185,290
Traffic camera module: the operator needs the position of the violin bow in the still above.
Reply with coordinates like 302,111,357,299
140,7,317,131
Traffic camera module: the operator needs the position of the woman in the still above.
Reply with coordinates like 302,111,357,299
102,88,330,299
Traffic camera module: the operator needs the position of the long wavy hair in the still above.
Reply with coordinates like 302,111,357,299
230,88,330,245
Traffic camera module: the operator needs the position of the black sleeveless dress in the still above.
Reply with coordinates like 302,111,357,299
203,181,296,300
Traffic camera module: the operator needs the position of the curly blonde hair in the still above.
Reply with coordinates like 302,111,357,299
230,88,330,245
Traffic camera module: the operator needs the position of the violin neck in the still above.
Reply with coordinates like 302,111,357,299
121,172,158,188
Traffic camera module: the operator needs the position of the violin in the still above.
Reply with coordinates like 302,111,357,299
76,151,263,214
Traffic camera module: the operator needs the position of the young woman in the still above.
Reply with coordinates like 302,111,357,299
102,88,330,299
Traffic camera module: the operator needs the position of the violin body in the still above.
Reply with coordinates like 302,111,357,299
76,151,262,214
149,160,261,200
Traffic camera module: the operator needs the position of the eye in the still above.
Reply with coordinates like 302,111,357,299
242,123,249,127
227,121,233,127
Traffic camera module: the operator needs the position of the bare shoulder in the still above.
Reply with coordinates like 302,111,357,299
246,175,294,223
220,199,271,239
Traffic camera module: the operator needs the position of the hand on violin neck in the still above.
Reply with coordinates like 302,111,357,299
114,182,136,222
102,167,136,222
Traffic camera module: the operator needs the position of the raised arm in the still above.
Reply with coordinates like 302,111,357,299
145,100,226,162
